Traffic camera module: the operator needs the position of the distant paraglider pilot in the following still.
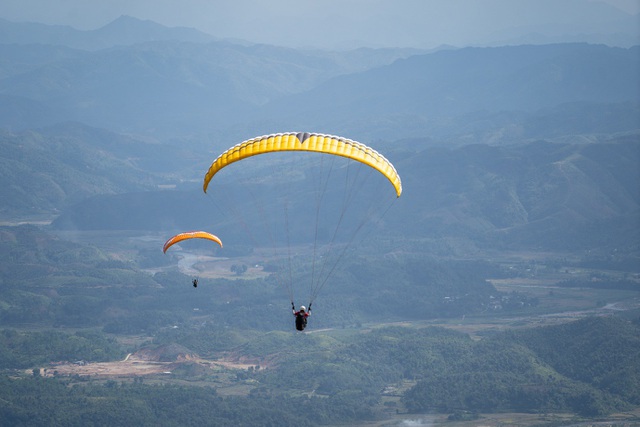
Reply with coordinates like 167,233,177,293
292,302,311,331
192,278,198,288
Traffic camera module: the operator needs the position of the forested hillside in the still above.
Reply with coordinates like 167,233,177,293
1,317,639,425
403,317,640,417
1,217,639,424
0,124,163,216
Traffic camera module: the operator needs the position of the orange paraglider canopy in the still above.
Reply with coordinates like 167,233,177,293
163,231,223,253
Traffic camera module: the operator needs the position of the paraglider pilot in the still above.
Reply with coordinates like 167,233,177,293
192,278,198,288
292,302,311,331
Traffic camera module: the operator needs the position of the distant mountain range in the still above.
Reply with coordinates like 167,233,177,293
0,17,637,140
259,43,640,140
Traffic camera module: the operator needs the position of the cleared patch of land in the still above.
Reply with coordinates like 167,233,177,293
39,348,262,380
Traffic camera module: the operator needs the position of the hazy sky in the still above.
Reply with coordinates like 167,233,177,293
0,0,638,49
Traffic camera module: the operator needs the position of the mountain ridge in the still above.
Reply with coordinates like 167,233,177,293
0,41,636,140
0,15,216,50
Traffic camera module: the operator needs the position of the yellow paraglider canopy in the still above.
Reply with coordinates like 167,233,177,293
203,132,402,197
